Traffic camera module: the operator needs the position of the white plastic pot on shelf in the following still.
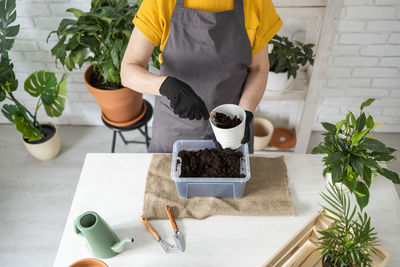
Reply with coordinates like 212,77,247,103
265,71,295,95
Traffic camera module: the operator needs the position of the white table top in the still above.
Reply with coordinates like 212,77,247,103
54,153,400,267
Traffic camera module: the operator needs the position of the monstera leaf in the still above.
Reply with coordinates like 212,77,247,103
44,74,67,117
24,71,67,117
1,104,42,141
0,57,18,97
0,0,20,56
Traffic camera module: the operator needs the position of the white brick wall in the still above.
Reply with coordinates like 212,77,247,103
315,0,400,133
1,0,400,134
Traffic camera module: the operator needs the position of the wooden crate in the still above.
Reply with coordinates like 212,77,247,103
263,210,391,267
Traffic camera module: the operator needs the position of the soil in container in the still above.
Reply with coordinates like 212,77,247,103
213,112,242,129
24,124,56,144
178,149,244,178
322,254,352,267
90,70,123,90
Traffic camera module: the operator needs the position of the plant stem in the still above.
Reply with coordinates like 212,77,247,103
33,98,42,125
8,91,36,122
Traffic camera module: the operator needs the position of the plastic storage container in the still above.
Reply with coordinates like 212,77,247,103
171,140,251,199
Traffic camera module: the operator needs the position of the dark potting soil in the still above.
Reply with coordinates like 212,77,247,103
322,254,352,267
178,149,244,178
213,112,242,129
24,124,55,144
90,71,123,90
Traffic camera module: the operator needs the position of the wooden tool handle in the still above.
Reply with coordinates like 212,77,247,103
165,205,178,231
141,215,160,240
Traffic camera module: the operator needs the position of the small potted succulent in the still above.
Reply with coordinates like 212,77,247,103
0,0,67,161
312,99,399,210
48,0,145,127
267,34,315,94
318,185,380,267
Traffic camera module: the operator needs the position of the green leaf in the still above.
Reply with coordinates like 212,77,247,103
24,70,58,102
360,138,389,153
363,167,372,187
360,98,376,110
1,103,19,122
336,120,345,133
352,128,370,145
350,155,364,177
371,152,394,162
356,112,366,132
366,115,374,129
5,24,19,37
322,122,336,132
355,182,369,210
349,111,357,126
326,151,345,165
43,74,67,117
66,8,86,18
378,168,400,184
13,114,42,141
331,163,342,184
312,143,332,154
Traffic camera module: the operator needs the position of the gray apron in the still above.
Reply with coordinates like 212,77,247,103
149,0,254,153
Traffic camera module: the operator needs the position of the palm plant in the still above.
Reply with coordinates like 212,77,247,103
318,185,378,267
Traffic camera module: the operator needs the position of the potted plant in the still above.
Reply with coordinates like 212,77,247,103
317,185,380,267
0,0,67,161
267,34,315,94
312,98,399,210
48,0,146,127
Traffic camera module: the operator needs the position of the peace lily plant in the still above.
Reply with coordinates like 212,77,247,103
266,35,315,94
0,0,67,160
312,98,399,210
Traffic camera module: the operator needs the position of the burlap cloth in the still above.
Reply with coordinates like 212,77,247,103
142,155,294,219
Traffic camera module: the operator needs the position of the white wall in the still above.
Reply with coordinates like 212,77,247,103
2,0,400,132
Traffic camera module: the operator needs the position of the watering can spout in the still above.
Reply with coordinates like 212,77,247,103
111,237,134,253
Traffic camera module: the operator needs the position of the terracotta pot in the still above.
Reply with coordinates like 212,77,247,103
84,65,144,125
22,122,61,161
69,258,108,267
253,117,274,151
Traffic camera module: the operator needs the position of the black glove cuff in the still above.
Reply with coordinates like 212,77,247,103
245,110,254,124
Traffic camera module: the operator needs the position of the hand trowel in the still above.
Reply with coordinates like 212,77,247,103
165,205,186,252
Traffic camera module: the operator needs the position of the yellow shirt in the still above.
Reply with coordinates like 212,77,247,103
133,0,283,63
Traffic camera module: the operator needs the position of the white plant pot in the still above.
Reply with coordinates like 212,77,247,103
325,173,349,192
210,104,246,150
266,71,295,95
22,122,61,161
254,117,274,151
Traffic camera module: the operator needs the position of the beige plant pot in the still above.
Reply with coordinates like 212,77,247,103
22,122,61,161
254,117,274,151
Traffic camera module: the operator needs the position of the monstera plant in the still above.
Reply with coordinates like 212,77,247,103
312,99,399,209
0,0,67,160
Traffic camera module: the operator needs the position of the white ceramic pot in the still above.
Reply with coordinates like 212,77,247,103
210,104,246,150
325,173,349,192
266,71,295,95
22,122,61,161
254,117,274,151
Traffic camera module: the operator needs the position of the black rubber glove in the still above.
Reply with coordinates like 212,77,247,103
241,110,253,144
159,77,209,120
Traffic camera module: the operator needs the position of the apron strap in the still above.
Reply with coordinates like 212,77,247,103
176,0,184,7
234,0,244,10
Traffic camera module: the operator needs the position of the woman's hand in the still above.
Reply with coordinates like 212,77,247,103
160,77,209,120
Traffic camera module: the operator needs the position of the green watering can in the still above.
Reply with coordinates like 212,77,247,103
74,211,134,259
